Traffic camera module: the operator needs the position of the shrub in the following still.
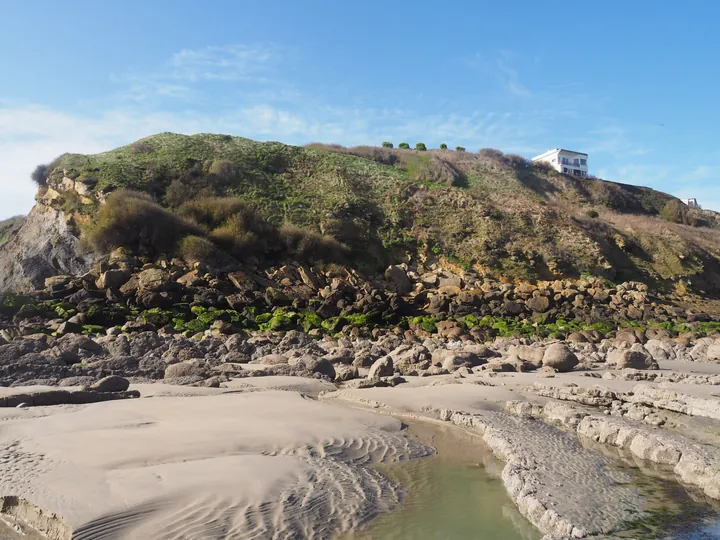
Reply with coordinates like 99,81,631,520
661,199,696,226
208,159,238,182
504,154,530,168
179,235,220,263
131,142,154,154
479,148,504,159
83,190,201,255
455,146,466,152
440,143,448,150
30,164,49,186
398,142,410,149
164,179,194,207
586,210,600,219
279,224,349,263
381,142,394,148
533,161,554,173
415,142,427,151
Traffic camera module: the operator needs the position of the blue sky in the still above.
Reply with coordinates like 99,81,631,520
1,0,719,219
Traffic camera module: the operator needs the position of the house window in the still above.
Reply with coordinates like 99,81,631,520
580,159,587,166
573,169,582,176
563,167,568,173
573,158,580,166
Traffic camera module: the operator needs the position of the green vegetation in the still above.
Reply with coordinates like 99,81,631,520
661,199,696,225
455,146,465,152
398,142,410,149
41,132,720,290
415,142,427,151
439,143,448,150
382,142,394,148
586,210,599,219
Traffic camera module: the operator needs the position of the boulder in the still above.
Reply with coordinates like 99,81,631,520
384,265,412,296
334,365,358,382
436,321,464,339
526,295,550,313
609,350,658,370
508,345,546,368
368,356,394,379
442,352,482,371
164,362,205,379
706,343,720,362
258,354,289,365
96,269,129,290
297,356,335,379
541,343,579,372
88,375,130,393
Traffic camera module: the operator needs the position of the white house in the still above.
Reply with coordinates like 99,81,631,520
532,148,588,177
682,198,700,208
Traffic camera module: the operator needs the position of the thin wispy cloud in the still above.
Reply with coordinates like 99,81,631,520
462,51,532,98
169,44,279,82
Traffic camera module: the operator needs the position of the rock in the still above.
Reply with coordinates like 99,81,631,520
88,375,130,393
258,354,289,365
96,269,129,290
56,321,82,335
368,356,394,379
137,268,170,291
438,274,463,288
334,365,358,382
297,356,335,379
542,343,579,372
614,329,644,346
526,295,550,313
384,265,412,296
609,350,658,370
508,345,546,368
164,362,205,379
442,352,482,371
436,321,463,339
706,343,720,362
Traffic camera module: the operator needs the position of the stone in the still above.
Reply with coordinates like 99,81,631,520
137,268,169,291
258,354,289,365
442,352,482,371
56,321,82,335
542,343,579,372
368,356,394,379
96,269,129,290
609,350,658,370
384,265,412,296
706,343,720,362
88,375,130,393
526,295,551,313
334,365,358,382
164,362,204,379
508,345,546,368
297,356,335,379
436,320,464,339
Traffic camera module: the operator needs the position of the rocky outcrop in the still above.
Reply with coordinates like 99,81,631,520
0,202,98,294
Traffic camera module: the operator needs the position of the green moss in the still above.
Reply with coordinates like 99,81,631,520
257,308,297,332
0,295,35,316
81,325,105,336
298,311,323,332
409,316,439,333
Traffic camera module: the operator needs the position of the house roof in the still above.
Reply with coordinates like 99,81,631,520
556,148,588,156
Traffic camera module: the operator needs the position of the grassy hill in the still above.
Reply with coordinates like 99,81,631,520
0,216,25,245
41,133,720,293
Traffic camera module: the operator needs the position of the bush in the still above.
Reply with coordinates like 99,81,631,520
504,153,530,168
415,142,427,151
440,143,448,150
455,146,466,152
164,179,194,207
479,148,504,159
83,190,201,255
208,159,238,182
398,142,410,149
179,235,220,263
586,210,600,219
131,142,154,154
381,142,394,148
533,161,554,173
661,200,696,226
30,164,49,186
279,224,348,263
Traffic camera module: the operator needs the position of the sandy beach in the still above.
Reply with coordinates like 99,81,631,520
0,360,720,539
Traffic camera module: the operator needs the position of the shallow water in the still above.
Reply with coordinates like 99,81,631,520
344,421,542,540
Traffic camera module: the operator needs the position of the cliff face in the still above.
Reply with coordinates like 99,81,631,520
0,188,99,294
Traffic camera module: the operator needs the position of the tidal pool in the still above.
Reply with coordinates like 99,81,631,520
344,421,542,540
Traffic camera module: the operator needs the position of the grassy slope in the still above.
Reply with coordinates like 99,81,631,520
47,133,720,291
0,216,25,245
